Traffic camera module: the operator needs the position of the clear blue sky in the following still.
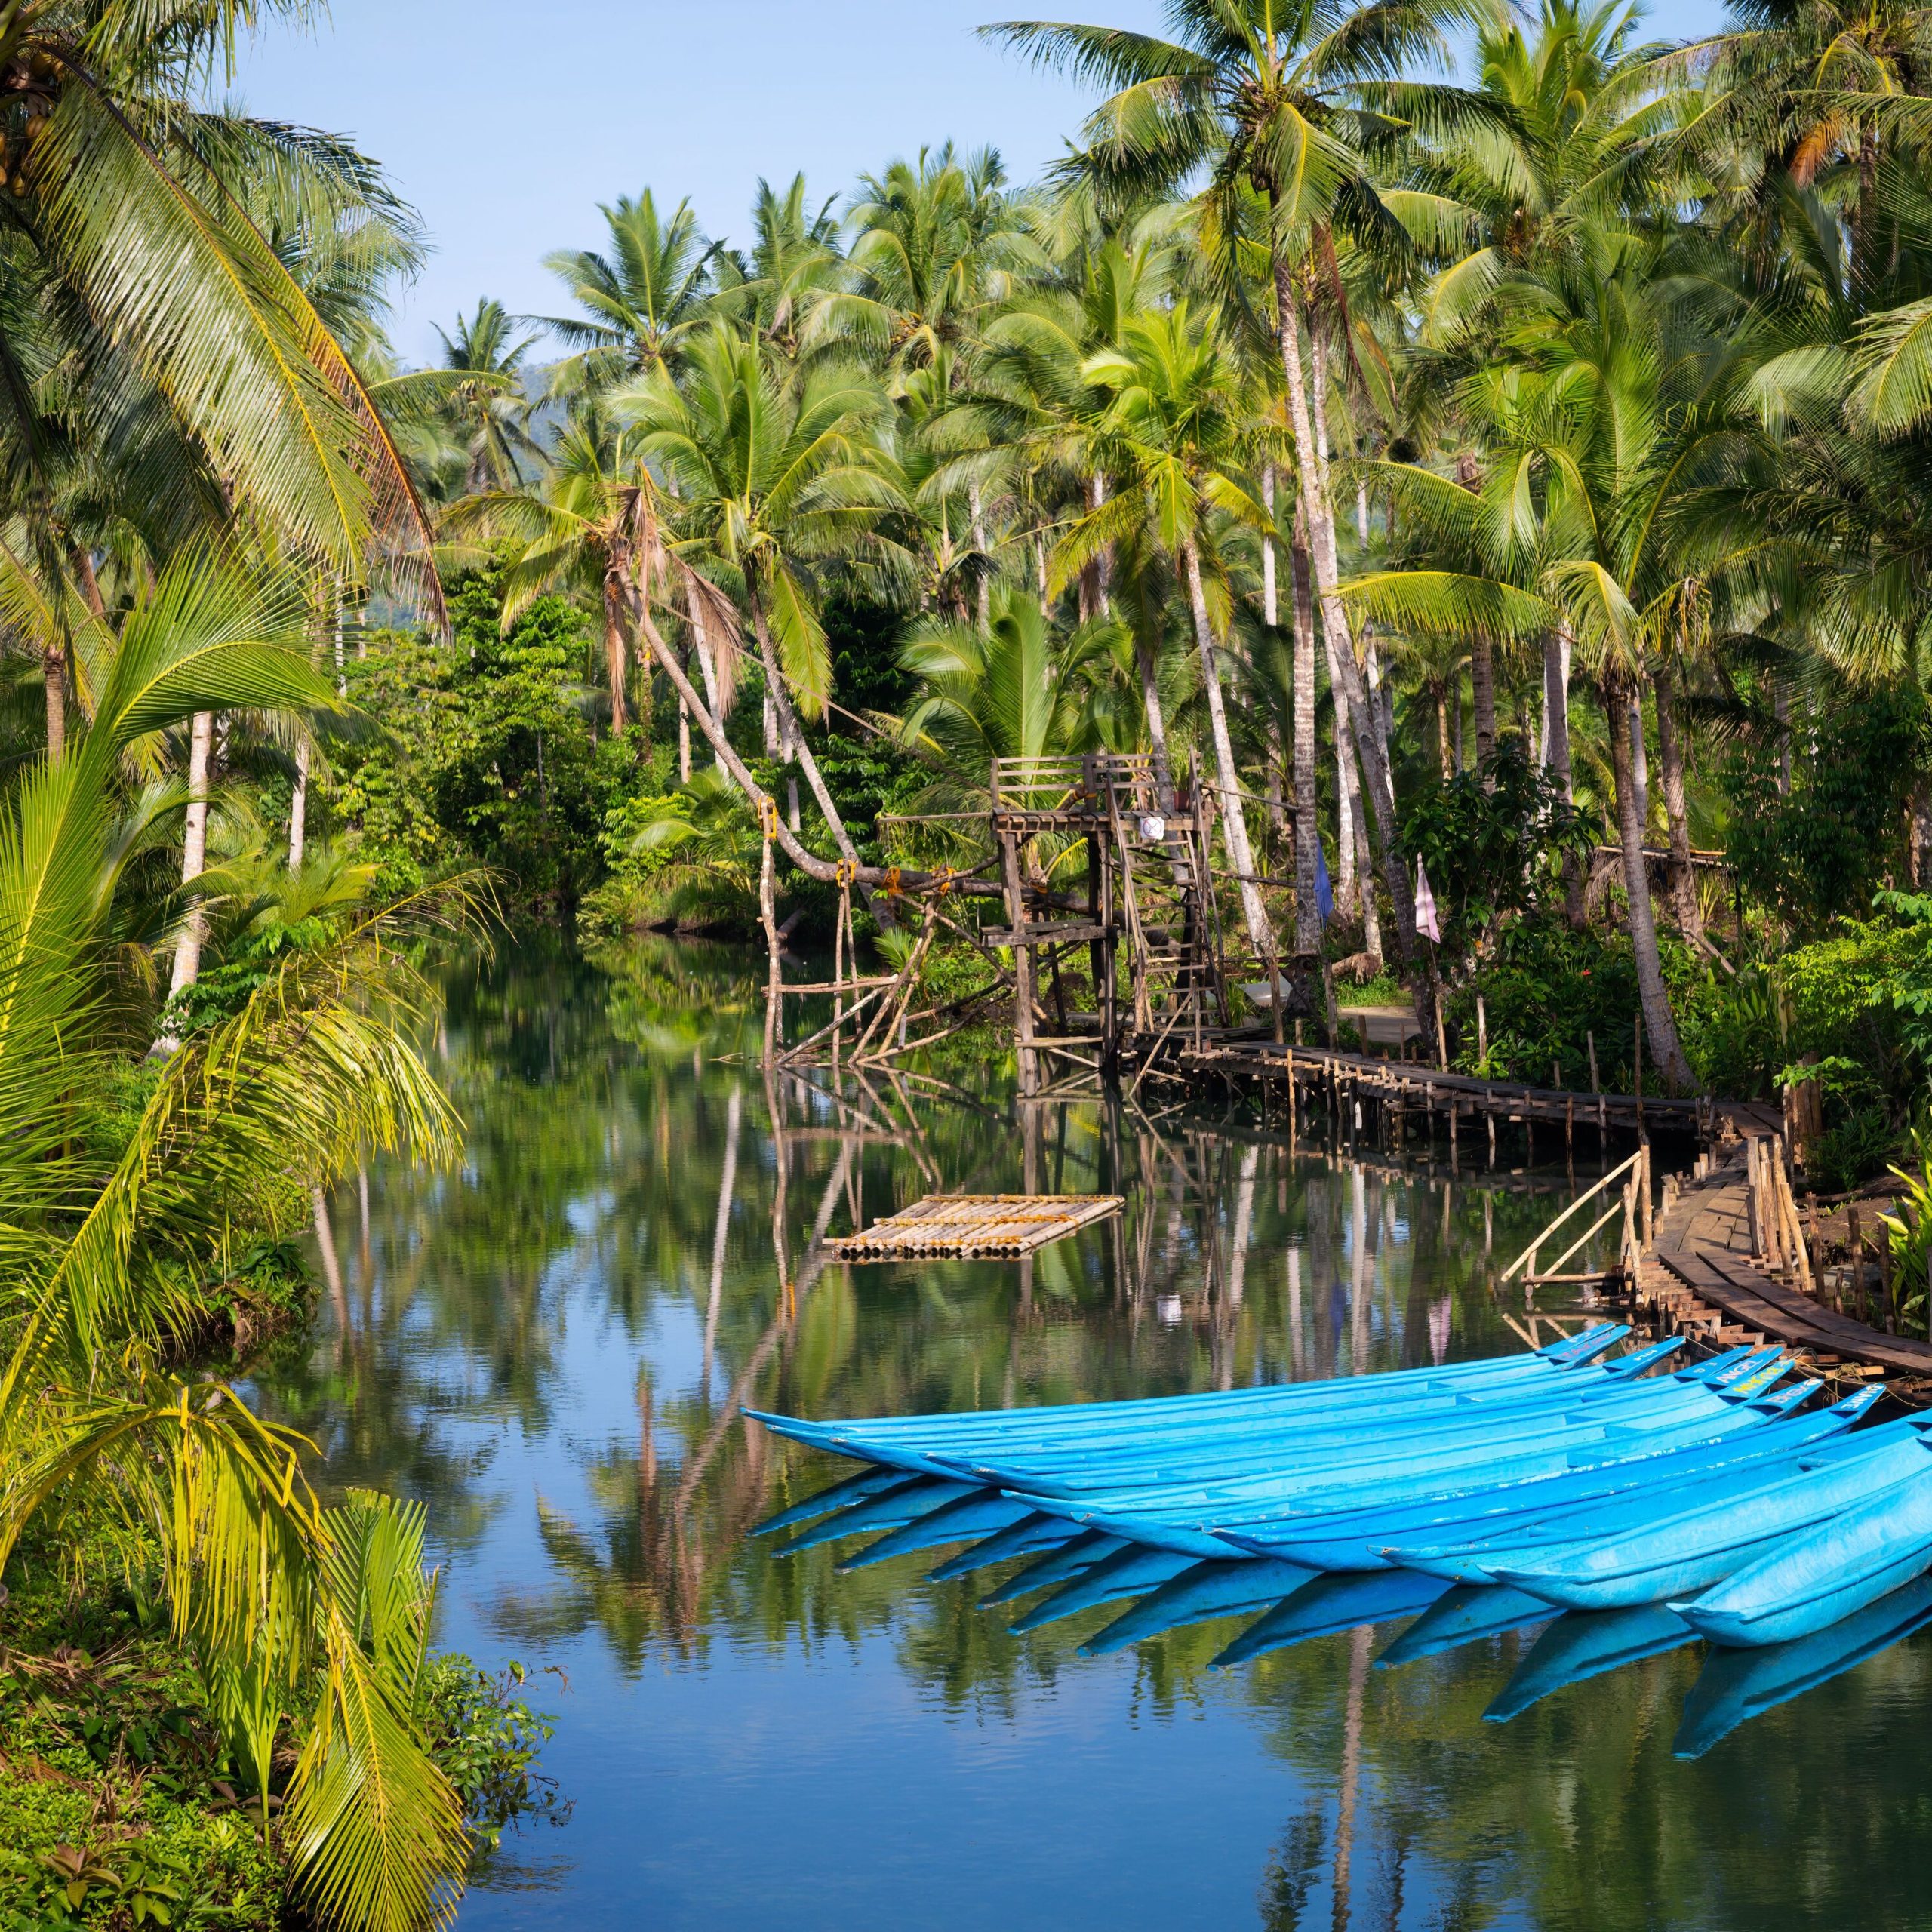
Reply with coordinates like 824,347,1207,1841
232,0,1732,364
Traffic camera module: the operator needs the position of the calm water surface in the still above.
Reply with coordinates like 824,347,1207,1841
253,943,1932,1932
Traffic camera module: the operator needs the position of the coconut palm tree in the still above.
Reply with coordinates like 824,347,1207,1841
0,2,439,604
0,546,469,1931
816,144,1036,620
432,298,546,494
986,0,1471,964
1059,299,1277,956
626,324,912,867
538,187,721,397
1348,260,1703,1088
712,173,847,362
443,405,659,734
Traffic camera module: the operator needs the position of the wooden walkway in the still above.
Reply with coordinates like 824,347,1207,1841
1637,1145,1932,1392
1169,1037,1782,1142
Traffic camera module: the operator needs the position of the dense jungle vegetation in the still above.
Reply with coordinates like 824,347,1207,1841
13,0,1932,1925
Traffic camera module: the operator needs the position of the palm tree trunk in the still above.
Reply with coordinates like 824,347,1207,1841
1606,678,1696,1092
1080,473,1110,620
1258,463,1287,854
164,709,214,1029
1181,538,1271,956
288,737,309,869
1134,617,1179,817
968,478,991,631
1275,260,1415,964
1544,625,1585,926
1334,661,1358,918
1469,632,1497,771
1438,692,1452,777
750,589,863,871
43,643,64,757
601,576,630,733
1654,662,1703,945
1289,511,1321,956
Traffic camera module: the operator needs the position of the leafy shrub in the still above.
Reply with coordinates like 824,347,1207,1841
1805,1109,1900,1192
418,1656,570,1857
1400,744,1593,964
1721,685,1926,937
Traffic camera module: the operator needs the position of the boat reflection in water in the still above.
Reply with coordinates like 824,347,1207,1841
1674,1572,1932,1758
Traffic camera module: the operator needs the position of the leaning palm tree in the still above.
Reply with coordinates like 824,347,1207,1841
0,546,469,1931
1058,300,1276,957
625,323,912,866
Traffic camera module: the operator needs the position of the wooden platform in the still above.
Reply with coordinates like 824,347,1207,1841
1638,1147,1932,1391
829,1193,1124,1262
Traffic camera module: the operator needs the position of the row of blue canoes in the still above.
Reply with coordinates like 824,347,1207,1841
748,1327,1932,1694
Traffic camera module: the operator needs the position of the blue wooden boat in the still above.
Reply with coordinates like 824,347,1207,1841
745,1326,1632,1472
1493,1425,1932,1610
1229,1384,1874,1574
1373,1584,1555,1668
1672,1574,1932,1758
1078,1558,1318,1656
1211,1570,1453,1669
1672,1456,1932,1646
943,1343,1711,1496
1484,1605,1698,1723
1014,1383,1809,1559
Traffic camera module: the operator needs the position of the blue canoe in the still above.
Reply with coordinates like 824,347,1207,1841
1672,1453,1932,1647
1494,1423,1932,1611
937,1340,1697,1491
1229,1383,1872,1574
746,1326,1632,1473
1672,1573,1932,1757
1019,1382,1808,1561
987,1375,1752,1506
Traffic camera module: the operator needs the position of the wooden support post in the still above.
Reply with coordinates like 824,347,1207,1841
760,798,780,1061
1001,828,1038,1097
1587,1030,1599,1093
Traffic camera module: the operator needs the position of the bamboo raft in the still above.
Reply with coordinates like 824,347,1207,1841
827,1192,1124,1262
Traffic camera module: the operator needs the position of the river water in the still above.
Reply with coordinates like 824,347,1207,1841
253,943,1932,1931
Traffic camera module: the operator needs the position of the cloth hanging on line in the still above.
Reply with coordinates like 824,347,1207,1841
1414,858,1442,943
